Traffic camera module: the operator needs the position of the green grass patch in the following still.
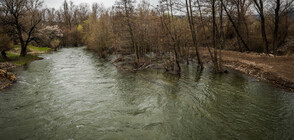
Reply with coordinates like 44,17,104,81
13,55,43,66
1,45,50,66
6,53,19,59
0,53,43,66
28,45,51,51
14,45,52,52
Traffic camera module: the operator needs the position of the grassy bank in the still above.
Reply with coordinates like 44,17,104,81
0,45,51,66
0,45,51,90
0,53,43,66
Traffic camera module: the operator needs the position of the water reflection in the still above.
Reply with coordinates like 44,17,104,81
0,47,294,139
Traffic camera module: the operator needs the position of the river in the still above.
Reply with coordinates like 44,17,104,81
0,47,294,139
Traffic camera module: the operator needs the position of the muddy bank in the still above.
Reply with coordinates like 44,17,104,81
0,46,52,90
112,48,294,92
223,61,294,92
0,76,13,90
200,48,294,92
0,62,17,90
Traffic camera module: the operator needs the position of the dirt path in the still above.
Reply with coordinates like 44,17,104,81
200,48,294,92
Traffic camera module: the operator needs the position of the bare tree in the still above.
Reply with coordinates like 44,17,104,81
220,0,250,52
115,0,140,66
185,0,203,69
157,0,182,74
212,0,219,71
253,0,269,54
196,0,215,64
232,0,252,51
272,0,294,55
0,0,43,56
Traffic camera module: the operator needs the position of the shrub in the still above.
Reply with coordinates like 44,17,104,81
0,34,13,59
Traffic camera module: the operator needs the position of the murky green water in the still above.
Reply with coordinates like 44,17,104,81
0,47,294,140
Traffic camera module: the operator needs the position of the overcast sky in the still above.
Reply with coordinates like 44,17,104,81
44,0,158,9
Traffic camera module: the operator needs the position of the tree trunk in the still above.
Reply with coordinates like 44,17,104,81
169,0,181,73
219,2,224,72
1,51,8,60
273,0,280,55
236,1,243,52
17,26,27,57
260,13,269,54
185,0,203,69
20,43,27,57
124,1,139,66
212,0,219,72
253,0,269,54
173,43,181,73
221,0,250,52
196,0,214,63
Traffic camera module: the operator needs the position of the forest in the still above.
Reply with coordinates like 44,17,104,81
0,0,293,73
1,0,294,139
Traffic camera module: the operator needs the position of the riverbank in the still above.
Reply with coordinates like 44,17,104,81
0,63,17,90
199,48,294,92
1,47,293,139
112,47,294,92
0,45,52,90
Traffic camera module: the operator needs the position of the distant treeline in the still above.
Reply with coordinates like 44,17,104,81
0,0,293,73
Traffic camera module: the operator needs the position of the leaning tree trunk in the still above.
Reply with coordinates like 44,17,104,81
221,0,250,52
185,0,204,69
196,0,214,63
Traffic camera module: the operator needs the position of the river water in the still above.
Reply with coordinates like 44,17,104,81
0,47,294,140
